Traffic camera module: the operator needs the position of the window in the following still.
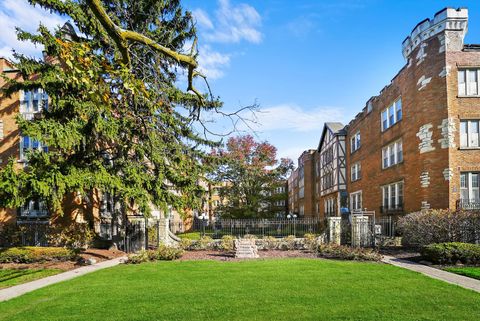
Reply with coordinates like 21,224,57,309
324,198,336,216
382,140,403,169
299,205,305,216
19,199,48,218
382,181,404,210
351,162,361,182
460,172,480,202
20,89,48,115
323,146,334,165
350,191,362,211
460,120,480,148
323,171,334,190
351,132,360,153
20,136,48,161
381,98,402,131
458,69,480,96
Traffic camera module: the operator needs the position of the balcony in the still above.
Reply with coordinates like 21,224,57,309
457,199,480,210
380,204,404,215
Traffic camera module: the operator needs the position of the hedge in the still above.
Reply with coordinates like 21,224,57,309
0,247,77,263
421,242,480,265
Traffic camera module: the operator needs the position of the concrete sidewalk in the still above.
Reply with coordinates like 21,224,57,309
0,256,127,302
382,255,480,293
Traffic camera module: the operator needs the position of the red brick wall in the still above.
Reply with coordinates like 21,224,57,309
346,32,451,216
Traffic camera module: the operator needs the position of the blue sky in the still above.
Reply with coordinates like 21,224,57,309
1,0,480,161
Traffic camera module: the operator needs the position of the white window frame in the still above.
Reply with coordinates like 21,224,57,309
382,181,404,210
20,136,48,161
351,131,361,153
381,98,402,131
351,162,361,182
350,191,362,211
460,120,480,148
382,140,403,169
460,172,480,202
458,68,480,97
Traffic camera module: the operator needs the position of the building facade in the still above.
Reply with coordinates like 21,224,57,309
288,8,480,219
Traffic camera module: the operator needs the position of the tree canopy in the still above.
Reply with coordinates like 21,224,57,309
0,0,224,217
210,135,293,219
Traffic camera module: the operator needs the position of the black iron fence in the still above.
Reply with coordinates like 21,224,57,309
171,217,325,239
457,199,480,210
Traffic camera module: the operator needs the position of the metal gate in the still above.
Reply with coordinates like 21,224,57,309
120,218,147,253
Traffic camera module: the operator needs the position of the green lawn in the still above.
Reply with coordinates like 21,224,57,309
1,259,479,321
0,269,62,289
445,266,480,280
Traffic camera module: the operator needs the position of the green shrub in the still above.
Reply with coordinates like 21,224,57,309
194,236,214,250
48,223,94,249
398,210,480,247
0,247,77,263
303,233,317,251
421,242,480,265
243,234,256,240
179,238,193,250
127,245,184,264
261,236,278,250
317,244,382,261
127,250,149,264
220,235,235,252
278,235,296,251
0,224,22,247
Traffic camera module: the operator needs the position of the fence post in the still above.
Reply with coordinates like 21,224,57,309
327,217,341,245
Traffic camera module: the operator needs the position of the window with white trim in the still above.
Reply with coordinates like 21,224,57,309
381,98,402,131
299,205,305,216
350,132,361,153
18,199,48,218
460,120,480,148
351,162,361,182
382,181,404,210
20,89,48,115
382,140,403,169
324,198,335,216
458,69,480,96
460,172,480,202
20,136,48,161
350,191,362,211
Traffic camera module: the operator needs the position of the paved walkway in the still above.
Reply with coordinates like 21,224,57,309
0,256,127,302
382,255,480,293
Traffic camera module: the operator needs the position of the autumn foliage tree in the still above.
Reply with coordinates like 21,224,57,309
210,135,293,219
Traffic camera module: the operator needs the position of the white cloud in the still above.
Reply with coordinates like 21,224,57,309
253,104,346,132
193,9,214,30
197,45,231,80
0,0,65,59
194,0,262,44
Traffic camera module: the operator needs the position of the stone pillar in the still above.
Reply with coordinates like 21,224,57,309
158,217,169,244
327,217,341,245
351,215,369,247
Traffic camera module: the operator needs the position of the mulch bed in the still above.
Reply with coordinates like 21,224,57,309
0,248,126,271
179,250,317,262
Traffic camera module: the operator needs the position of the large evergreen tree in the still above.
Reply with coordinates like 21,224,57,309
0,0,222,218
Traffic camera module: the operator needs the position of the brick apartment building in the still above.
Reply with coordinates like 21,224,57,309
288,8,480,219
